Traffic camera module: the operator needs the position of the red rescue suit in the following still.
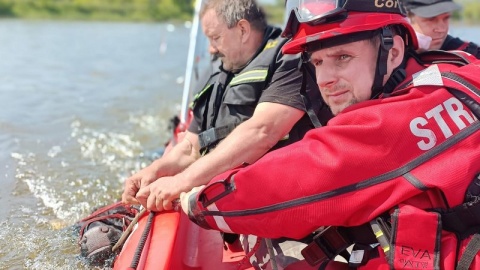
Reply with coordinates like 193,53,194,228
187,52,480,269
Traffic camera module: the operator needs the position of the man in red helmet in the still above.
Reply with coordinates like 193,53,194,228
180,0,480,269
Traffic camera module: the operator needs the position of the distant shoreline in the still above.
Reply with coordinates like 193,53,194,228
0,0,286,23
0,0,194,22
0,0,478,25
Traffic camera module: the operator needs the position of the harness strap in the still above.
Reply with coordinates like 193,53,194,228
438,175,480,240
439,199,480,239
237,236,262,269
265,238,279,270
456,234,480,270
198,123,236,152
301,224,376,267
301,226,351,266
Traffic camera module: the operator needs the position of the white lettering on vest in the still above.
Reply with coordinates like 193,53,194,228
410,97,476,151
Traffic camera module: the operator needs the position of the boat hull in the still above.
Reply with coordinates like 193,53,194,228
113,211,253,270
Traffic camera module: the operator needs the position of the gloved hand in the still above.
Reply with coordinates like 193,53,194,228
179,185,205,215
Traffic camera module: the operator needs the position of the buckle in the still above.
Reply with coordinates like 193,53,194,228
380,27,394,50
301,226,351,266
198,128,217,149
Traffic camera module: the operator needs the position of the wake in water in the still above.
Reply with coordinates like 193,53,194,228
2,112,172,269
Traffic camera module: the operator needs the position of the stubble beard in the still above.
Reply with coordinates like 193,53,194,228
330,96,359,116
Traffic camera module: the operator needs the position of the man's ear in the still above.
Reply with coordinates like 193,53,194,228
237,19,251,43
389,35,405,70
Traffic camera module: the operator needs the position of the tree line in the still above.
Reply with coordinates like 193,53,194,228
460,1,480,24
0,0,195,21
0,0,478,23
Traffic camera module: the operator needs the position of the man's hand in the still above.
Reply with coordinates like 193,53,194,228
136,176,186,212
121,165,159,205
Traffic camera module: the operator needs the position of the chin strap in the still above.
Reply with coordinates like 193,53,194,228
371,27,394,99
299,53,323,128
381,68,406,97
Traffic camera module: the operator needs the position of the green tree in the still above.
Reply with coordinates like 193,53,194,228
0,0,195,21
462,2,480,23
0,0,14,17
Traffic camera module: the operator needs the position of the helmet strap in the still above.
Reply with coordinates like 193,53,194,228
371,27,394,99
382,68,406,97
299,53,323,128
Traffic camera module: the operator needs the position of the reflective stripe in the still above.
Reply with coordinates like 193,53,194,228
264,40,279,50
207,203,234,233
229,69,268,86
190,83,213,108
412,64,443,87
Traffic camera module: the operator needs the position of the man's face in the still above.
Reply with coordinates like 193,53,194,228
201,8,244,71
311,39,378,115
410,12,451,50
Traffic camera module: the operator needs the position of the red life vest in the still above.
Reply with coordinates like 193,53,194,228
187,51,480,269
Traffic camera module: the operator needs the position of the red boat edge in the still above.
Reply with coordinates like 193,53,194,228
112,210,254,270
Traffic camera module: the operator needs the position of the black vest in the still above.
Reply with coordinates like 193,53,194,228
441,35,480,59
190,27,326,153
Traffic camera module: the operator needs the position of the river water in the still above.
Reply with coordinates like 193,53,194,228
0,19,200,269
0,20,479,269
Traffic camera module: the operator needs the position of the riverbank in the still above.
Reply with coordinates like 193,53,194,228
0,0,194,22
0,0,287,23
1,0,479,24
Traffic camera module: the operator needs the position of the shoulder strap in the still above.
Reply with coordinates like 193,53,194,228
442,73,480,119
457,234,480,270
415,50,472,66
396,50,476,91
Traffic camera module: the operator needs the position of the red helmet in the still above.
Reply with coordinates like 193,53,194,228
282,0,418,54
